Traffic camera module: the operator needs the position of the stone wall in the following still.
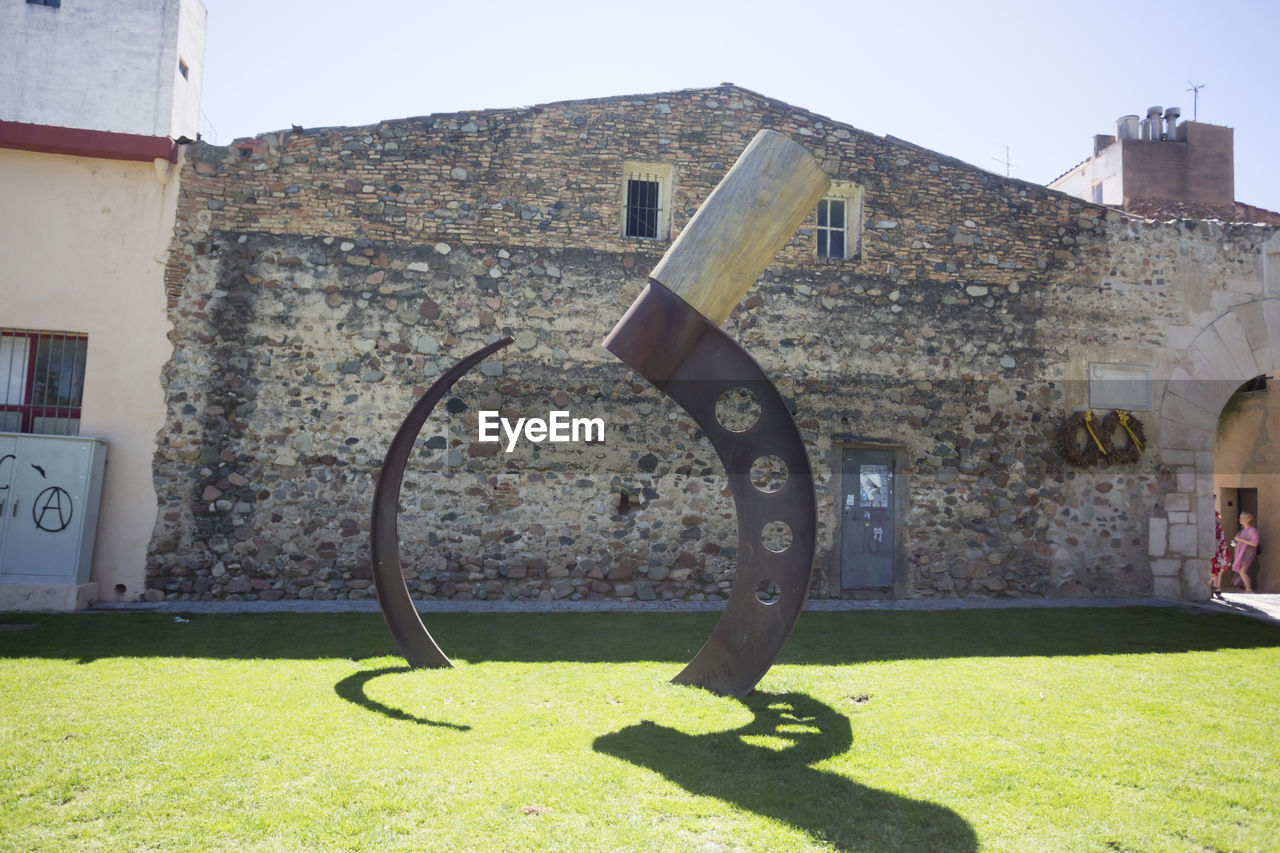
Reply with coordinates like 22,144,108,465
149,85,1278,603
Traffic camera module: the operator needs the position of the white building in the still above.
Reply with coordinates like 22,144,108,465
1,0,206,138
0,0,206,610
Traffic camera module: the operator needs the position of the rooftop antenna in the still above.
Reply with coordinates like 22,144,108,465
1186,81,1204,120
991,143,1015,177
199,108,219,144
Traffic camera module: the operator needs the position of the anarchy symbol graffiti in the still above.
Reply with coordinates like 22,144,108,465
33,486,73,533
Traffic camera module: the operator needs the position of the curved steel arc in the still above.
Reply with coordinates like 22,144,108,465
371,337,514,668
662,327,817,696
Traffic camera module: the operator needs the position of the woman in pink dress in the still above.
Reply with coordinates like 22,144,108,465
1209,510,1230,599
1231,513,1261,593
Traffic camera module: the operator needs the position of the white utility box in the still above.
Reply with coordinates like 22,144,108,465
0,432,107,586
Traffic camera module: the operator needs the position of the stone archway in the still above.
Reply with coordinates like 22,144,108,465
1154,297,1280,599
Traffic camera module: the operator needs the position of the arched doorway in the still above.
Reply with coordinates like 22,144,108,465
1156,297,1279,599
1214,374,1277,592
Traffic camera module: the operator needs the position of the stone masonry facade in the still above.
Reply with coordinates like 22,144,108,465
149,84,1279,604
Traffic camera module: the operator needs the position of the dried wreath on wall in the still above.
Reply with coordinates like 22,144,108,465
1056,409,1146,468
1100,409,1146,465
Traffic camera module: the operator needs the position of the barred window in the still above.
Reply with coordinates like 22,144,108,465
0,330,87,436
621,161,671,241
625,177,662,239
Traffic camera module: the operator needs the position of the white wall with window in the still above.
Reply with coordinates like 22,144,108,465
0,330,88,436
1049,147,1124,207
0,0,206,138
0,145,180,606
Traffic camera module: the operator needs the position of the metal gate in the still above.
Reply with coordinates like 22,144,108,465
840,448,895,590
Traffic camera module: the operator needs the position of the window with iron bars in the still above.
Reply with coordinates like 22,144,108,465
0,330,88,436
624,175,663,239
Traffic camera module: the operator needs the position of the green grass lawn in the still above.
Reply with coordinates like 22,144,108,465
2,607,1278,851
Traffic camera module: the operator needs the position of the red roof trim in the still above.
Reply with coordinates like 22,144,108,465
0,120,178,164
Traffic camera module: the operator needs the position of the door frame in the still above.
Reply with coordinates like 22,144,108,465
826,439,909,599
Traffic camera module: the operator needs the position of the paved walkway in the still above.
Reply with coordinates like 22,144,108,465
85,593,1280,624
1200,592,1280,624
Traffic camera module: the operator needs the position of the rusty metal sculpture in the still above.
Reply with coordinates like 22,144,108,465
604,130,829,694
370,337,512,668
372,130,830,695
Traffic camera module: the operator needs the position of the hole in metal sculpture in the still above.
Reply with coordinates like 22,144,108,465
755,579,781,604
715,386,760,433
761,520,792,553
750,455,788,493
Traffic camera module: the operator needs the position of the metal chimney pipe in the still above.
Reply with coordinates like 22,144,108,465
1163,107,1181,140
1143,105,1162,140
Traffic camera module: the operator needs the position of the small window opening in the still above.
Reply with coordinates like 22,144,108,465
26,0,61,7
178,58,189,80
624,177,661,239
817,198,847,259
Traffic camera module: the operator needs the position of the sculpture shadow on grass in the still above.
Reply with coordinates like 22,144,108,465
334,665,471,730
593,691,975,852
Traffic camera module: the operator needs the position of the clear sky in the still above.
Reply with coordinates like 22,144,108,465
200,0,1280,213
